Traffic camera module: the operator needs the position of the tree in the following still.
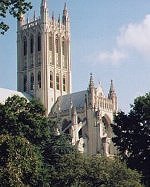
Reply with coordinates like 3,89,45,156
81,156,142,187
111,93,150,185
0,95,143,186
0,134,42,186
0,95,75,185
0,0,32,34
52,154,142,187
0,95,51,147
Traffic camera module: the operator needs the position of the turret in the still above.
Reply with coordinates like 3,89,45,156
40,0,48,23
108,80,117,112
17,14,25,31
88,73,95,108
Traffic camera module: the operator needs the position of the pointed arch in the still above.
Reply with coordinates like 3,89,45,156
23,75,27,92
55,34,59,53
38,71,41,89
38,33,41,51
49,33,53,51
23,36,27,56
56,73,60,90
30,34,34,54
62,36,65,55
30,73,34,90
50,71,53,88
63,74,66,91
102,115,112,138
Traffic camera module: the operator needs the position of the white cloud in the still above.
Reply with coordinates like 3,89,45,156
117,14,150,56
98,49,126,64
97,14,150,64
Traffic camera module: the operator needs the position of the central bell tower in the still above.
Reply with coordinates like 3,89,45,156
17,0,71,114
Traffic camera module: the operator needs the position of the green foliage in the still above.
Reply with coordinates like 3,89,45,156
0,0,32,34
49,152,84,187
0,95,75,186
0,95,143,186
0,95,51,146
49,154,142,187
112,92,150,185
0,134,42,186
81,156,142,187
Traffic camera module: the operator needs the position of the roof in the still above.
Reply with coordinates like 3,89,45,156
51,90,87,113
0,88,31,104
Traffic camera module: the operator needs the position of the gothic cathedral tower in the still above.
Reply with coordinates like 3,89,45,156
17,0,71,114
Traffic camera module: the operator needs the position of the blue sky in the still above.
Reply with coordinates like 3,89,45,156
1,0,150,112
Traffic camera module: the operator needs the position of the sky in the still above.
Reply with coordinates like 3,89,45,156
1,0,150,112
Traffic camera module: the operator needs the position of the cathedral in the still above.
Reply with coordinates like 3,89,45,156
1,0,118,156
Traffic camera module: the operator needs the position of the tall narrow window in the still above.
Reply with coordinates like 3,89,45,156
56,73,60,90
30,35,34,54
55,35,59,53
23,75,27,92
38,34,41,51
63,75,66,91
30,73,34,90
62,38,65,55
23,36,27,56
49,36,52,51
38,71,41,89
50,71,53,88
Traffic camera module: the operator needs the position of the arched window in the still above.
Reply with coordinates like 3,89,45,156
38,71,41,89
62,37,65,55
30,35,34,54
49,35,52,51
30,73,34,90
38,34,41,51
23,75,27,92
63,75,66,91
50,71,53,88
23,36,27,56
55,35,59,53
56,73,60,90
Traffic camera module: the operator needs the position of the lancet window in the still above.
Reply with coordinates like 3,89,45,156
30,73,34,90
30,35,34,54
38,71,41,89
56,73,60,90
62,37,65,55
49,35,53,51
55,35,59,53
50,71,53,88
23,75,27,92
38,34,41,51
23,36,27,56
63,75,66,91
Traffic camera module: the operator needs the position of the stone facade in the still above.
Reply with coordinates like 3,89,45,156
17,0,71,114
50,74,118,156
17,0,118,156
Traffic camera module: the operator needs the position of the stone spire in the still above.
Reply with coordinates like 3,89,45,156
89,73,94,88
63,2,67,15
41,0,47,9
88,73,95,108
62,2,69,26
109,80,115,93
40,0,48,23
108,80,117,112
